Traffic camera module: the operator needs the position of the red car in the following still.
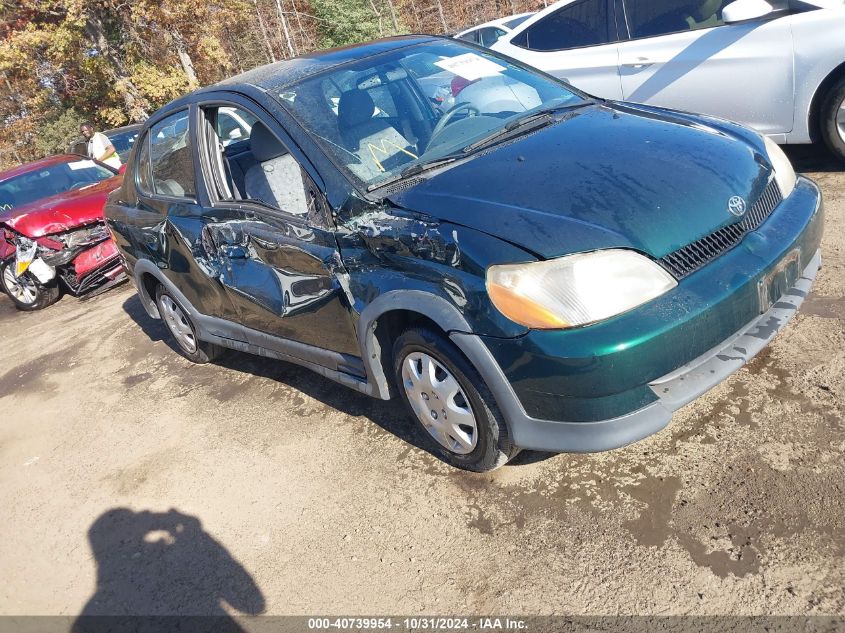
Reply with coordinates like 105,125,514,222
0,155,126,310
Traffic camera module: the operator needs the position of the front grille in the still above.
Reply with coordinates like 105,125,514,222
658,179,783,279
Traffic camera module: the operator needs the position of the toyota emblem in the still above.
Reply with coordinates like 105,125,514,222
728,196,747,217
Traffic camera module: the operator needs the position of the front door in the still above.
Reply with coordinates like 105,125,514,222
617,1,795,135
196,100,361,359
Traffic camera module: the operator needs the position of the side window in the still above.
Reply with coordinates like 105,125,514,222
479,27,507,47
148,110,196,199
624,0,730,39
458,31,479,43
367,85,399,119
514,0,610,51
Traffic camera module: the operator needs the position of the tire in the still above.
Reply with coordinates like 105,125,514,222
154,284,223,364
393,327,519,472
820,75,845,162
0,260,60,311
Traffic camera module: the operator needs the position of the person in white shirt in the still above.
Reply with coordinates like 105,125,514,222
80,122,121,170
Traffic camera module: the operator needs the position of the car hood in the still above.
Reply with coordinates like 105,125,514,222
388,102,773,260
0,175,122,237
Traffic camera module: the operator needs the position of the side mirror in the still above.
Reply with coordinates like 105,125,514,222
118,164,127,175
722,0,773,24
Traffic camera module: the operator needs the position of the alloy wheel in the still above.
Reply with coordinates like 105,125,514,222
401,351,478,455
3,266,37,305
159,294,198,354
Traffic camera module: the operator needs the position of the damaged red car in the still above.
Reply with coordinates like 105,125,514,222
0,155,126,310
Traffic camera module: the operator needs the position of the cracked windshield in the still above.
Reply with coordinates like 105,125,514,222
276,41,584,187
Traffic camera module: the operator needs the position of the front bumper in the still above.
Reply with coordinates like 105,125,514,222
450,176,824,452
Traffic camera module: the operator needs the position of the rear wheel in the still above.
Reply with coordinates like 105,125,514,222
155,284,223,364
393,327,518,472
0,261,60,311
820,75,845,162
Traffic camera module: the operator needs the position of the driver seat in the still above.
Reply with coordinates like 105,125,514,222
337,89,417,181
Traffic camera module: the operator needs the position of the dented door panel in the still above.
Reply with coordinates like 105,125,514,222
158,208,242,322
205,214,360,357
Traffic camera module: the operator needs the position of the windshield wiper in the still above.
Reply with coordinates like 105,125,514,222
366,155,461,192
462,100,597,155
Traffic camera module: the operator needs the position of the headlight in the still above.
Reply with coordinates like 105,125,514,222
486,249,677,330
763,136,796,199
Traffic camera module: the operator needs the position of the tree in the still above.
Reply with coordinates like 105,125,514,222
1,0,544,169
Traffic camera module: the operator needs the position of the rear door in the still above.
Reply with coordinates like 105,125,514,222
196,96,361,360
492,0,624,99
617,0,795,135
116,107,240,321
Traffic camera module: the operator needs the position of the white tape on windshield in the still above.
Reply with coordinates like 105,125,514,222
68,160,96,170
434,53,506,81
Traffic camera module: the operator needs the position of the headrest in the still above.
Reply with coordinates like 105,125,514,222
338,90,375,128
250,120,287,162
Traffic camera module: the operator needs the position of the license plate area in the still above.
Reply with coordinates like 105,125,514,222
757,248,801,314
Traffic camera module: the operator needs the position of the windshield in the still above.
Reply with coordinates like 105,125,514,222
109,129,139,155
0,159,114,212
275,41,584,188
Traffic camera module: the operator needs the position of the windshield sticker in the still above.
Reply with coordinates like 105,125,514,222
435,54,506,81
367,140,418,173
68,160,96,171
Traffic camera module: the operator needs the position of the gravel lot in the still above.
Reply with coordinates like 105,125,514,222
0,146,843,619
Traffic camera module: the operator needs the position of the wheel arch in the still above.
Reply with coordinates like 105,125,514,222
357,291,477,400
807,60,845,144
133,259,182,321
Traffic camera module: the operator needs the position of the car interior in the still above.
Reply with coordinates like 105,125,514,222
203,107,312,217
335,87,419,182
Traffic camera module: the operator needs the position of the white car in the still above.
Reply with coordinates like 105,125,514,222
491,0,845,160
455,12,535,48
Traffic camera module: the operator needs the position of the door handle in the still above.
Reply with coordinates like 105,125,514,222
622,57,655,69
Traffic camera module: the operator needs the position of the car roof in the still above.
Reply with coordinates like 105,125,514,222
213,35,441,92
0,154,79,183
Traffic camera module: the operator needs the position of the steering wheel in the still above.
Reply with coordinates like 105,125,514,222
69,182,90,190
429,102,481,146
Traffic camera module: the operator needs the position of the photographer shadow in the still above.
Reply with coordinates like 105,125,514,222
72,507,265,633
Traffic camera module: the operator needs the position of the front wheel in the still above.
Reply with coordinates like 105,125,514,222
393,327,518,472
155,284,223,364
0,261,60,311
820,75,845,162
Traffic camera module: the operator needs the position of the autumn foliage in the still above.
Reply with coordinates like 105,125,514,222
0,0,545,169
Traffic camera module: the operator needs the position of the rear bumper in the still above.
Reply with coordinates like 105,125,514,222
450,177,824,452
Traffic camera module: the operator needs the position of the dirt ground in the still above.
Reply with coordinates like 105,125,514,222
0,146,843,619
